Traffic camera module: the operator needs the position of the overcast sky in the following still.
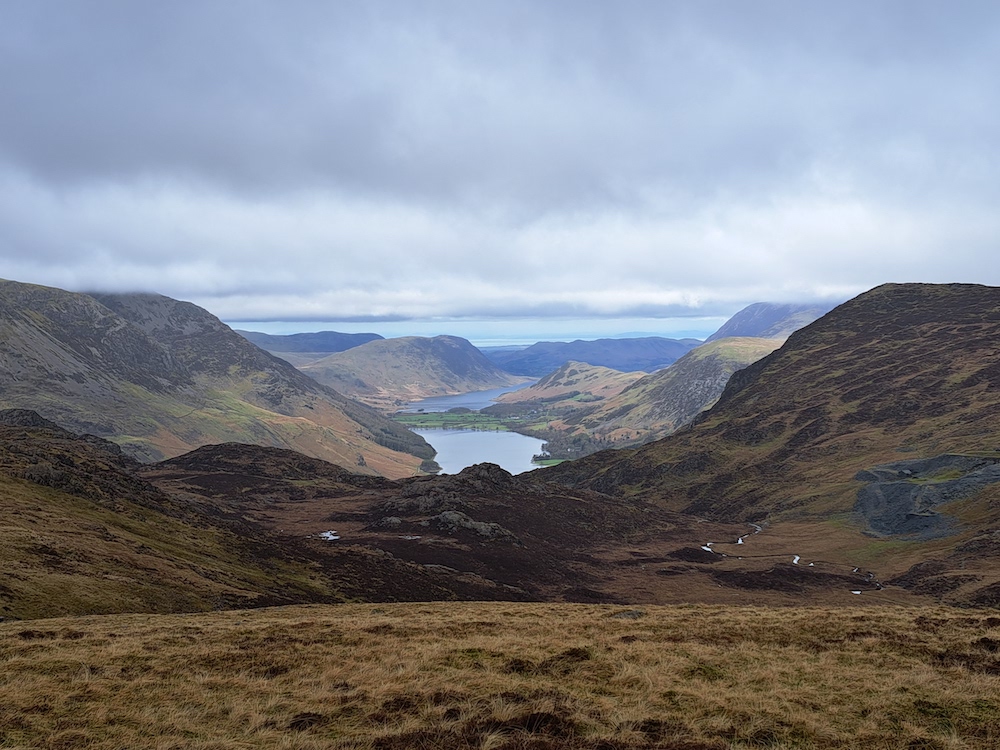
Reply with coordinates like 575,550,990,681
1,1,998,340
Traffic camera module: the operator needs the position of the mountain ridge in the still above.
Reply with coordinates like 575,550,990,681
705,301,833,342
483,336,701,377
0,280,431,476
299,334,527,409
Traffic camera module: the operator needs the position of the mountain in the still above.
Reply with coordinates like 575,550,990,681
580,336,783,437
484,337,702,377
543,338,786,451
545,283,1000,606
236,329,383,353
235,329,383,366
483,339,780,459
493,361,644,404
0,280,431,476
299,335,527,409
705,301,833,342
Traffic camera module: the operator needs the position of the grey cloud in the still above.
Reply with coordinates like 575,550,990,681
1,1,999,325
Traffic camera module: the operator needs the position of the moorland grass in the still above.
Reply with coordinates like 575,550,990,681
2,602,999,749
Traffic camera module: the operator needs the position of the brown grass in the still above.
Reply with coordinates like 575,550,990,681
2,602,1000,749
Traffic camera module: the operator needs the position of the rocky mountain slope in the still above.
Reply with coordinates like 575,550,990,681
0,280,431,476
705,301,833,342
299,335,527,409
544,283,1000,607
484,337,701,377
561,337,783,443
485,339,782,459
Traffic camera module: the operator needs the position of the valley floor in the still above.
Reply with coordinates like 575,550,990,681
3,602,999,749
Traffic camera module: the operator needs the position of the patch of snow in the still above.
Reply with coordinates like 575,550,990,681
792,555,800,565
400,535,422,540
318,531,340,541
736,537,744,544
851,590,862,595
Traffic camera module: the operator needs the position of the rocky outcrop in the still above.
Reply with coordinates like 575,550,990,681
854,454,1000,537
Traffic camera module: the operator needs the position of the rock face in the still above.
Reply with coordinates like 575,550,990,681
0,280,431,476
855,455,1000,538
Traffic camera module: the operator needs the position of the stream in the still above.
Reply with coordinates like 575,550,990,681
700,523,884,595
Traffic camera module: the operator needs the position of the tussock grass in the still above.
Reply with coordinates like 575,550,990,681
2,603,1000,748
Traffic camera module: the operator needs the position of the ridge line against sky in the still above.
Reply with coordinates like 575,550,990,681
1,1,998,342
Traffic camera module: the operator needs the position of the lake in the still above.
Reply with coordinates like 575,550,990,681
412,427,546,475
403,381,546,475
398,380,536,413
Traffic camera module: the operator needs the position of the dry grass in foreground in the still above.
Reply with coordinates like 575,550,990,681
2,602,1000,749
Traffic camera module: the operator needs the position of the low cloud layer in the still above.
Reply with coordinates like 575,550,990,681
1,1,998,327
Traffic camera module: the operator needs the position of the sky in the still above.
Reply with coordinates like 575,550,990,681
1,1,998,344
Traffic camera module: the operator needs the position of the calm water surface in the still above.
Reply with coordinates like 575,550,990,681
399,381,536,413
413,428,546,475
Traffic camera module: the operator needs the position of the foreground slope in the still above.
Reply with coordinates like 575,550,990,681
4,602,999,749
0,419,336,620
299,335,526,409
0,280,430,475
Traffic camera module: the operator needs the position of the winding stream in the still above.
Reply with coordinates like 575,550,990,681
702,523,883,595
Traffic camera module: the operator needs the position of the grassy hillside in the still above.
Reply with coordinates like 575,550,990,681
495,361,644,403
0,424,340,620
0,423,529,620
3,602,999,749
300,335,527,410
545,284,1000,606
0,281,430,477
547,284,1000,519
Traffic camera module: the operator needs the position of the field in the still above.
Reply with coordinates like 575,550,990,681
3,602,1000,749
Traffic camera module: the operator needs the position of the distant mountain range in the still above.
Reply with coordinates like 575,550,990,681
298,335,527,409
236,329,383,353
483,337,702,377
0,280,432,476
